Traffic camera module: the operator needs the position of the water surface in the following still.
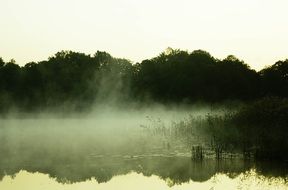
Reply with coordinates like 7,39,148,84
1,116,288,189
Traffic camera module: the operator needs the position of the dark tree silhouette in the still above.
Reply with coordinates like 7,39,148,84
260,60,288,97
133,49,260,102
0,48,288,112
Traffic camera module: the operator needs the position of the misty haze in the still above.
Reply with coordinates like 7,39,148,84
1,49,288,189
1,0,288,189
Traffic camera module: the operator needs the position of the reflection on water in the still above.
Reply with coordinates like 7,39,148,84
1,155,288,190
1,170,288,190
1,117,288,189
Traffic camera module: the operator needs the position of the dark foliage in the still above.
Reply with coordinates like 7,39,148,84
260,60,288,97
0,51,133,113
233,97,288,160
133,49,260,102
0,48,288,112
206,97,288,161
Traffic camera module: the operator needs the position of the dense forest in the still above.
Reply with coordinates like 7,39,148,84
0,48,288,112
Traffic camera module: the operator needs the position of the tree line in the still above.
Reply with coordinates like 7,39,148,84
0,48,288,112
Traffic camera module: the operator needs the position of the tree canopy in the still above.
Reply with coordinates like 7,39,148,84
0,49,287,112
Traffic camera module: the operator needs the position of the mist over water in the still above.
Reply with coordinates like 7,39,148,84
0,105,209,183
1,104,288,189
0,104,210,158
1,49,288,189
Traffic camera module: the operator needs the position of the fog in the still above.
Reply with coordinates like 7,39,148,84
0,104,218,162
2,102,288,187
0,103,250,185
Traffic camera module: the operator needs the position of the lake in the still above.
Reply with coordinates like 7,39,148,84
1,113,288,190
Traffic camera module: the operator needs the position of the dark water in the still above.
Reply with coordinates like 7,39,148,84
0,117,288,189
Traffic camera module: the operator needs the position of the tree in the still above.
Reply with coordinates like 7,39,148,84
260,60,288,97
0,57,4,67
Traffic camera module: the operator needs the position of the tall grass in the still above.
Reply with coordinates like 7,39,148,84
144,97,288,161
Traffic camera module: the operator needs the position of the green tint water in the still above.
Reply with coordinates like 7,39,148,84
0,117,287,189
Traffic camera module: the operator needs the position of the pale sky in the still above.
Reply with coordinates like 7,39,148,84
0,0,288,70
